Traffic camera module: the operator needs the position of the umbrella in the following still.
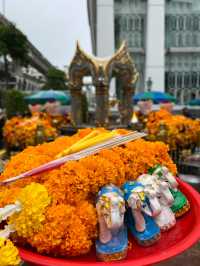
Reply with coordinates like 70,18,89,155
188,99,200,106
133,91,176,104
25,90,71,105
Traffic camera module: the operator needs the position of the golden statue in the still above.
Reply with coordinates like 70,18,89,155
68,41,139,126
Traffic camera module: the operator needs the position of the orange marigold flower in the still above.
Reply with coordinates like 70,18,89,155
76,201,97,239
44,161,90,205
0,128,178,258
146,109,200,150
29,204,95,257
80,155,119,194
0,187,21,207
3,115,57,149
98,149,126,186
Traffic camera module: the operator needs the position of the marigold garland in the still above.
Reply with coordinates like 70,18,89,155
98,149,126,186
29,203,96,257
80,155,119,194
8,183,51,239
0,128,177,257
146,109,200,150
44,161,90,205
3,114,58,149
0,237,20,266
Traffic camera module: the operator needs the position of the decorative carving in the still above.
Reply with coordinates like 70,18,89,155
68,41,139,126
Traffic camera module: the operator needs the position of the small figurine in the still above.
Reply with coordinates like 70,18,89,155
96,184,128,262
137,174,176,232
149,165,190,217
123,181,160,246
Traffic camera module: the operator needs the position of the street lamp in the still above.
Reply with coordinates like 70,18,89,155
147,77,153,91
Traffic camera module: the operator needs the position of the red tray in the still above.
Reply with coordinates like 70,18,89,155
19,180,200,266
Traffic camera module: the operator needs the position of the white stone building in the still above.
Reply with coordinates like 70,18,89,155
87,0,200,104
0,13,52,92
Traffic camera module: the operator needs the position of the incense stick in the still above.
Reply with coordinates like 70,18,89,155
1,132,146,185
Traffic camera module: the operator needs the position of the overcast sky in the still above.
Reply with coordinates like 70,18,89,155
1,0,92,69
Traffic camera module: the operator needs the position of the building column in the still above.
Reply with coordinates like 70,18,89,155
96,0,115,57
197,73,200,89
120,85,134,125
173,89,176,99
70,87,83,126
181,72,185,89
180,89,184,105
95,83,109,126
96,0,115,96
145,0,165,91
175,72,178,89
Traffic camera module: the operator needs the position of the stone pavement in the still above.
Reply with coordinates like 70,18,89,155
157,242,200,266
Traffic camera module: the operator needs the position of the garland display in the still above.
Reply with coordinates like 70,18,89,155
0,128,191,263
3,114,58,150
146,109,200,150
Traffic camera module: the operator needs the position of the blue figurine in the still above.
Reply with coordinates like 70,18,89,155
96,184,128,261
123,181,161,246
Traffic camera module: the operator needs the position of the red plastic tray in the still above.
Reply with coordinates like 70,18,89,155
19,180,200,266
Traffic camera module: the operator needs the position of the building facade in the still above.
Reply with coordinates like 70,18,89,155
0,13,53,92
87,0,200,104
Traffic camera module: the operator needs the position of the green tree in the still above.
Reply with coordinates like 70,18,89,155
0,23,29,89
43,67,68,90
3,90,28,118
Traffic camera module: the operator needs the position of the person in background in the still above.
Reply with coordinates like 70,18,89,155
182,107,193,118
160,102,174,113
43,100,60,116
28,103,42,115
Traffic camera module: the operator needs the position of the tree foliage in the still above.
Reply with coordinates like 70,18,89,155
43,67,68,90
2,90,28,118
0,23,29,89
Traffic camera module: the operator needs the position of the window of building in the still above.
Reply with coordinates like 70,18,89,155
193,34,199,47
123,17,128,31
128,35,133,47
192,72,197,88
183,15,186,31
199,16,200,31
171,16,177,31
193,16,199,31
179,16,184,31
129,17,133,31
165,16,170,31
171,73,175,88
186,16,192,31
175,16,179,31
134,34,139,47
191,92,196,100
177,73,183,88
177,34,183,47
165,72,169,89
168,72,175,88
198,72,200,87
186,33,191,46
184,73,190,88
135,17,140,31
116,0,122,4
141,17,144,32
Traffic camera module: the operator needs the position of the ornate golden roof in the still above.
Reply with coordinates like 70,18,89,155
69,41,139,88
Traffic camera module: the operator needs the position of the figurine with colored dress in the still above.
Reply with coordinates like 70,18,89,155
149,165,190,217
96,184,128,262
123,181,161,246
137,174,176,232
